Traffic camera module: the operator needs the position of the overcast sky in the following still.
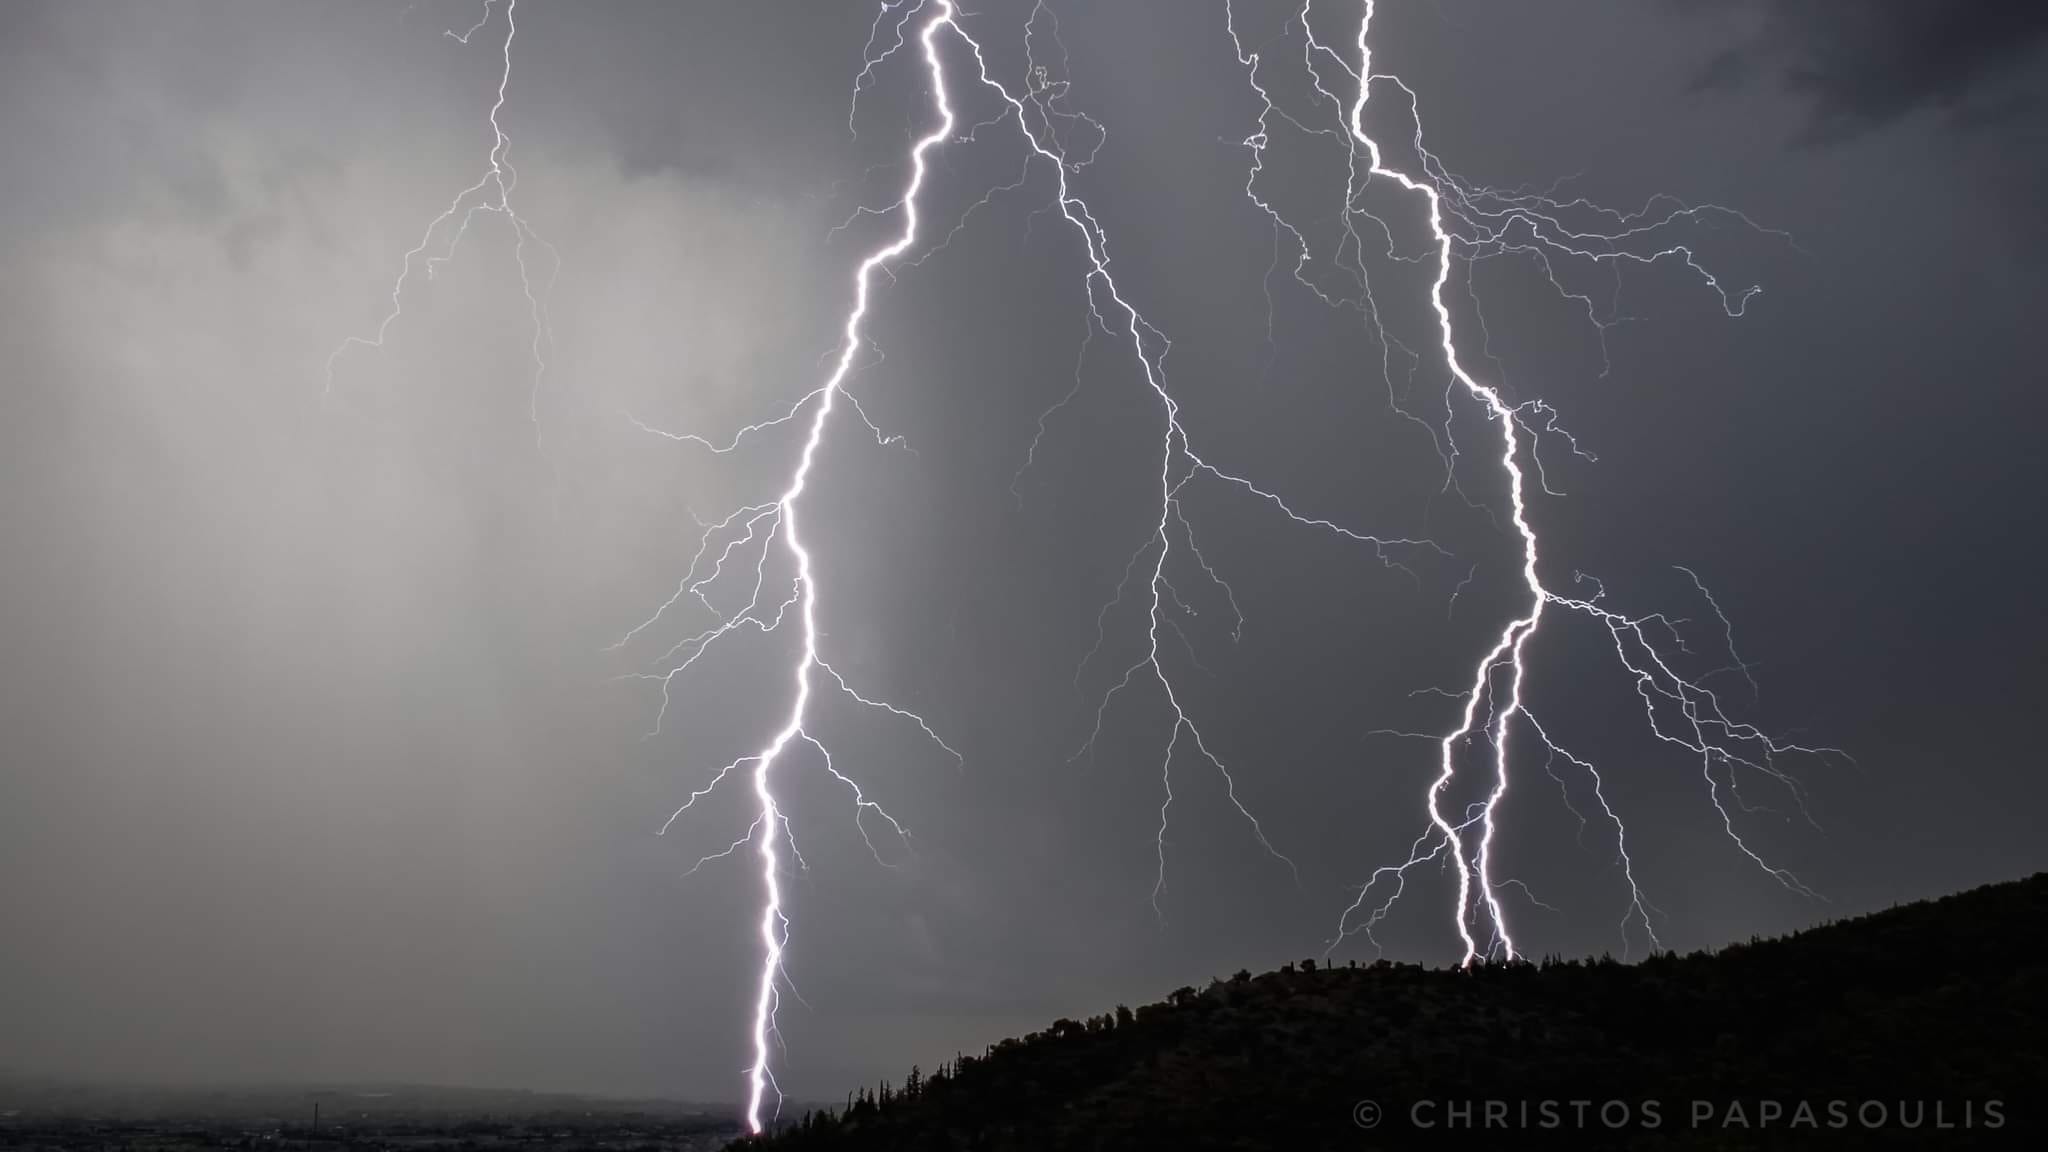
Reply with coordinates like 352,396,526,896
3,0,2045,1107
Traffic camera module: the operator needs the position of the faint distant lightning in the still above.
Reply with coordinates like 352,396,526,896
324,0,557,454
842,0,1440,936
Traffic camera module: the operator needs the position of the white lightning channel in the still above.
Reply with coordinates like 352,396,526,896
612,2,967,1133
324,0,557,459
1273,0,1838,966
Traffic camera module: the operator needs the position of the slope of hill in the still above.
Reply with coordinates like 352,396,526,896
746,875,2046,1149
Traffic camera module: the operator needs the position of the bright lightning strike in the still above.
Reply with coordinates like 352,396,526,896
631,0,1447,1122
611,2,969,1134
1196,0,1839,966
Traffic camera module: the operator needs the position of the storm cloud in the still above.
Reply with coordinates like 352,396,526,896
1683,0,2048,142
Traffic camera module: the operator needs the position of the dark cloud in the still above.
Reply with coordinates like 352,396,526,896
1685,0,2048,143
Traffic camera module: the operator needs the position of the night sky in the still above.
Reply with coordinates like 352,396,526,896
3,0,2045,1108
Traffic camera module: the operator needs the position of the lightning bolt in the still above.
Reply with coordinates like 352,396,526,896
324,0,558,460
611,3,970,1133
1199,0,1835,966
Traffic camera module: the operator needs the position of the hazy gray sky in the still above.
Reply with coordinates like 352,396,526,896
3,0,2044,1107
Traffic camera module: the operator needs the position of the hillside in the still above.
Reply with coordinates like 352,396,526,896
745,875,2046,1149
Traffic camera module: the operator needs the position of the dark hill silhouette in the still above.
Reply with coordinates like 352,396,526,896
744,874,2045,1150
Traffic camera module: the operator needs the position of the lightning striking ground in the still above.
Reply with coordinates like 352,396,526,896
1208,0,1838,965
